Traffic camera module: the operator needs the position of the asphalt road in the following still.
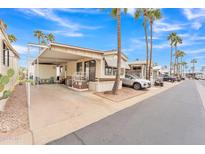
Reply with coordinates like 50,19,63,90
48,80,205,145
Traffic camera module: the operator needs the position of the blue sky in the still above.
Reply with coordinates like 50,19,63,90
1,8,205,71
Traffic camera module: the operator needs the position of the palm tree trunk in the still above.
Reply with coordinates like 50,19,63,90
143,11,149,80
177,57,179,76
193,63,195,74
174,46,177,75
148,21,153,81
112,8,121,95
180,57,182,76
36,37,41,85
170,45,173,76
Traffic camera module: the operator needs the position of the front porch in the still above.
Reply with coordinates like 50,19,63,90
30,43,103,91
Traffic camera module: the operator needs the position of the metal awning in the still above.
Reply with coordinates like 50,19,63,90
104,56,130,69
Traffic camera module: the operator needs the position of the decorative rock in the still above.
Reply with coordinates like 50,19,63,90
0,85,29,133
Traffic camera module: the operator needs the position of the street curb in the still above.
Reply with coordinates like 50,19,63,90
0,131,32,145
195,81,205,110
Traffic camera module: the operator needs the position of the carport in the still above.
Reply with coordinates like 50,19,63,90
30,43,103,89
28,42,129,92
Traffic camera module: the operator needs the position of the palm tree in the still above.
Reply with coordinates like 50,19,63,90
178,51,186,75
201,66,205,72
185,65,188,74
175,50,181,75
191,59,197,75
3,23,7,30
41,40,46,45
8,34,17,43
173,34,182,75
34,30,44,45
41,33,46,44
135,9,149,80
108,8,127,95
167,32,177,76
147,9,162,80
181,61,187,76
46,33,55,43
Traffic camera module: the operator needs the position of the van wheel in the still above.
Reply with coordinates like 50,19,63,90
133,83,141,90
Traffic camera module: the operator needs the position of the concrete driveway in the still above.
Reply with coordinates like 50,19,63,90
29,83,180,144
30,84,116,144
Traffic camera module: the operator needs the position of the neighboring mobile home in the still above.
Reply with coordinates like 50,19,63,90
153,65,169,80
127,60,154,79
30,43,129,92
0,20,19,90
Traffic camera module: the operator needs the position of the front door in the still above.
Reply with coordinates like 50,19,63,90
84,60,96,81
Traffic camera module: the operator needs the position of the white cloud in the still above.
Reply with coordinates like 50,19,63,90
42,29,83,38
153,42,169,49
56,8,101,14
195,55,205,60
17,9,101,37
13,44,41,56
123,38,145,53
183,8,205,20
13,44,27,54
191,22,202,30
182,9,205,30
153,20,185,32
173,33,205,47
127,8,136,17
186,48,205,54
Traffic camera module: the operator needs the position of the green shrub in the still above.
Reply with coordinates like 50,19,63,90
0,75,10,85
0,84,5,93
2,90,11,99
0,69,15,100
7,68,15,78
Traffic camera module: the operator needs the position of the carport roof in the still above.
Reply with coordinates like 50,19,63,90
32,42,128,65
50,42,104,54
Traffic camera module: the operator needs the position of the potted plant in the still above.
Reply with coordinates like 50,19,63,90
0,68,14,112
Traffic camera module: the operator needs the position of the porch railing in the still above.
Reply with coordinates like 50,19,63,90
70,72,89,89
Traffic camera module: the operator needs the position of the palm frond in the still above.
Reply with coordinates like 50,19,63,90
110,8,117,18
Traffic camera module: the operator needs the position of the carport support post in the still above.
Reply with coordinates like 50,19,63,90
26,46,32,141
37,58,39,85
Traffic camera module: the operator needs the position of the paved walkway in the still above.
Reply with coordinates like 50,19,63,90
48,80,205,145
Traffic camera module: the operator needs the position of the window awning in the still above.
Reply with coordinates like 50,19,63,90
104,56,130,69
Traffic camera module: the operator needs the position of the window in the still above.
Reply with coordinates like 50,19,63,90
105,67,112,75
120,68,124,75
105,65,124,76
3,42,6,65
60,66,63,73
7,50,9,67
77,62,82,72
125,74,134,79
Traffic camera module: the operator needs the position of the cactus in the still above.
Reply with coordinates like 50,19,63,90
0,84,4,92
2,90,11,99
0,68,15,100
7,68,15,78
0,75,9,85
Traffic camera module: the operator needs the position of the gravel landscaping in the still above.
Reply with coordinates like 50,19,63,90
0,84,29,136
95,87,147,102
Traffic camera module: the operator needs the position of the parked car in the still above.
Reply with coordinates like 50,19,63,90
123,74,151,90
154,77,164,87
176,76,181,82
162,75,176,82
181,76,185,80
